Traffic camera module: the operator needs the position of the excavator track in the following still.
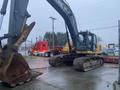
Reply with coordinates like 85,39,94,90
73,56,104,72
49,55,64,67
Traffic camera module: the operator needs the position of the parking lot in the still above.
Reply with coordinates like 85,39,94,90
0,56,118,90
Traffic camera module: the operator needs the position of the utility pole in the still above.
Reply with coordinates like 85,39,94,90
49,17,56,49
118,20,120,84
113,20,120,90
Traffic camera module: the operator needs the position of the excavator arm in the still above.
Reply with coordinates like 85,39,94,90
8,0,30,45
47,0,98,52
47,0,81,50
0,0,42,87
0,0,31,48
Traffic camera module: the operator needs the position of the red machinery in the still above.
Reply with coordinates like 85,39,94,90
103,47,119,64
28,41,48,56
104,56,118,64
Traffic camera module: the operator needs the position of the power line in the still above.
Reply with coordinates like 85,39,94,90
88,25,118,31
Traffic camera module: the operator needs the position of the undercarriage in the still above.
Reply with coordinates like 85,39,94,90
49,53,104,72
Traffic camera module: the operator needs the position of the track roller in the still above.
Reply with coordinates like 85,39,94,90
73,56,104,72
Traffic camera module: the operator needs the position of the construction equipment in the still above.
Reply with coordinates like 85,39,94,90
103,46,119,64
28,41,48,56
108,43,116,49
0,0,43,87
48,0,104,71
62,42,72,54
0,0,104,87
104,56,119,64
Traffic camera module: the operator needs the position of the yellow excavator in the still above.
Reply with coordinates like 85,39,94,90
47,0,104,71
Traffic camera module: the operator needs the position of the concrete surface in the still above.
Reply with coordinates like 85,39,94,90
113,81,120,90
0,56,118,90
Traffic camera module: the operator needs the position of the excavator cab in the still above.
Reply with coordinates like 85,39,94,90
78,31,97,51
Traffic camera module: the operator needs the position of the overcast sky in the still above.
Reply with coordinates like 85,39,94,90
0,0,120,44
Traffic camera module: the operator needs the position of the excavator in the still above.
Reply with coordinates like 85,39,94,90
48,0,104,71
0,0,104,87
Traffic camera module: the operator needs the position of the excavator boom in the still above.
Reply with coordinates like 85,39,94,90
47,0,81,50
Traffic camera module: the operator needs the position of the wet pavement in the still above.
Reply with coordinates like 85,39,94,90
0,56,118,90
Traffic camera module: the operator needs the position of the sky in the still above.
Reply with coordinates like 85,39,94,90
0,0,120,44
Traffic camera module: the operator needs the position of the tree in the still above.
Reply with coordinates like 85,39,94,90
44,32,53,48
44,32,67,48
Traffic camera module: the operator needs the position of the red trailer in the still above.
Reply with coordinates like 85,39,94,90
103,48,119,64
104,56,119,64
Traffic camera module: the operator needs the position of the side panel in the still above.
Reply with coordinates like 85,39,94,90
8,0,30,45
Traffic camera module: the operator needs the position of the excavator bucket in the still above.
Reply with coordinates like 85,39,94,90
0,22,43,87
0,52,43,87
